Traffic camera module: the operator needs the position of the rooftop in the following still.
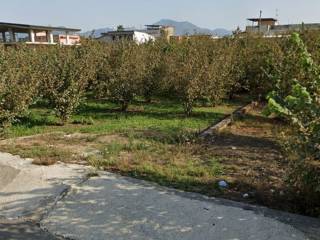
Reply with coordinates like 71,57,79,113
145,25,163,27
0,22,81,33
247,18,278,22
145,25,173,29
101,29,153,36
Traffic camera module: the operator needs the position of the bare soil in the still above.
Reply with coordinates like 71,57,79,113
199,105,297,212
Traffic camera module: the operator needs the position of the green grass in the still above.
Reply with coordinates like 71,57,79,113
6,98,242,140
2,97,243,195
86,138,225,194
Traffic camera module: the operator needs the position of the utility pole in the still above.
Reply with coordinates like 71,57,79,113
259,10,262,33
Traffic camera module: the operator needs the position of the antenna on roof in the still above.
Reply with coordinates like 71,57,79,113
276,9,279,24
259,10,262,32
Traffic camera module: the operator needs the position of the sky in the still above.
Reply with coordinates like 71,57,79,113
1,0,320,32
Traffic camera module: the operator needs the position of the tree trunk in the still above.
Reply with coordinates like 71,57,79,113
120,101,129,112
183,101,193,117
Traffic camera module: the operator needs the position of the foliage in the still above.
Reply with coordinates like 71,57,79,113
241,35,284,99
0,45,40,130
140,40,168,102
165,39,205,115
0,35,289,122
117,25,124,31
95,41,147,111
39,45,96,123
265,33,320,216
165,37,233,115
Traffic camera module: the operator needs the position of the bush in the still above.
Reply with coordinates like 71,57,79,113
165,37,232,115
241,35,284,99
265,33,320,216
0,45,40,130
205,38,236,105
141,40,168,103
95,41,147,111
39,45,96,123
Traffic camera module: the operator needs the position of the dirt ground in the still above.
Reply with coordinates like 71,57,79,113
0,132,127,165
0,105,310,215
200,105,296,211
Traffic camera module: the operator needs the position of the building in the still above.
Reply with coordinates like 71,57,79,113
0,22,81,45
246,18,278,34
170,34,220,42
145,25,175,41
98,24,175,44
246,18,320,36
98,30,155,44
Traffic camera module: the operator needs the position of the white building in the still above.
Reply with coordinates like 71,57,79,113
98,30,155,44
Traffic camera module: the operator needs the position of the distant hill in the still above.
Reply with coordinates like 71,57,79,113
154,19,232,37
81,19,232,38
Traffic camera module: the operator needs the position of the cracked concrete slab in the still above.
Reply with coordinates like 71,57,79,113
42,172,320,240
0,165,20,191
0,219,60,240
1,152,319,240
0,152,89,220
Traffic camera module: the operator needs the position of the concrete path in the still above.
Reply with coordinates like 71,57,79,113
43,172,320,240
0,152,88,220
0,220,60,240
0,152,89,239
1,152,320,240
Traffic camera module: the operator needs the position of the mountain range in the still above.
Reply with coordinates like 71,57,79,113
154,19,231,37
82,19,232,38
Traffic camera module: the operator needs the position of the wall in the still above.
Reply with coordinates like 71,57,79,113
56,34,81,45
133,32,155,44
246,23,320,36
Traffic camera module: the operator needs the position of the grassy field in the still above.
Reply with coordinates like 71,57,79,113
6,98,241,139
0,98,244,194
1,97,300,214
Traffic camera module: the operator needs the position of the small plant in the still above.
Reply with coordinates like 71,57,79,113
87,155,105,169
72,117,95,125
208,158,224,176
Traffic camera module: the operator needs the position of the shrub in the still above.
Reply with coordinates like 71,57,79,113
265,33,320,216
39,45,96,123
242,35,284,99
0,45,40,130
165,37,240,114
166,38,215,115
204,38,236,105
140,40,168,103
95,41,147,111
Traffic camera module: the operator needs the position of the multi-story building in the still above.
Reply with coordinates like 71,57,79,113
145,25,175,41
246,18,320,36
99,24,175,44
0,22,81,45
